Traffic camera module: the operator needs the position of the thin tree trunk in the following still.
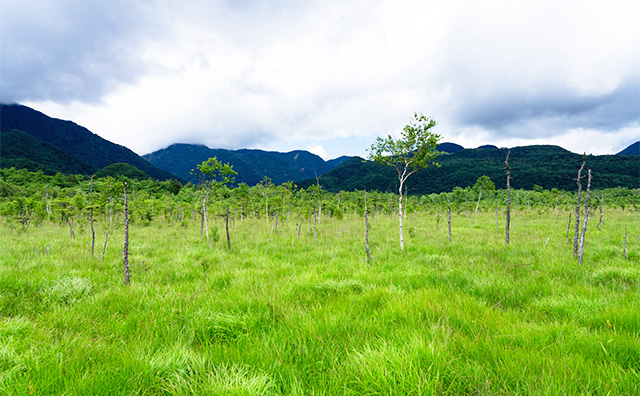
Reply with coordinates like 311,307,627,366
578,169,591,264
225,204,231,251
45,185,51,221
313,205,318,245
100,230,109,261
67,217,75,239
123,182,130,285
474,191,482,215
365,190,371,260
495,205,499,234
573,154,586,257
109,196,114,231
505,150,511,246
447,194,452,242
565,213,572,241
274,209,279,233
398,182,404,250
202,190,212,249
90,176,95,257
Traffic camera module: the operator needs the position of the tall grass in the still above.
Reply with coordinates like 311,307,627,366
0,208,638,395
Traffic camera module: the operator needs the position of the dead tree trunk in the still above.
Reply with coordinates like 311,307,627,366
90,176,95,257
123,182,131,285
565,213,572,241
365,190,371,260
201,190,212,249
447,194,452,242
45,185,51,221
573,154,586,257
578,169,591,264
505,150,511,246
313,204,318,246
100,230,109,261
225,204,231,251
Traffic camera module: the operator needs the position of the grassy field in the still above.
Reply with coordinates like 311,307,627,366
1,208,639,395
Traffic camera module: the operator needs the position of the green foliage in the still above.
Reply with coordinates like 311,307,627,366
368,113,441,184
195,157,237,190
94,163,152,181
312,145,640,194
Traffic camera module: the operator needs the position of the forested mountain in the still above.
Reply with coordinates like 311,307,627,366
143,143,350,185
0,104,177,181
617,141,639,156
298,145,640,194
1,129,97,175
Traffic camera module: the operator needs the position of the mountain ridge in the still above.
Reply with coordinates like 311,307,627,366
143,143,350,186
0,104,177,181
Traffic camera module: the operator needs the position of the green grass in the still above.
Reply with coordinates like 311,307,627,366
1,209,639,395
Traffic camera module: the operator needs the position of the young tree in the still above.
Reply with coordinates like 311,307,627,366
473,175,495,215
368,113,441,250
194,157,237,248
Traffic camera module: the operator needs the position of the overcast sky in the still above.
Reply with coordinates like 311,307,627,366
1,0,638,159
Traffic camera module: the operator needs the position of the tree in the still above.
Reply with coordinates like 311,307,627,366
473,175,496,215
368,113,441,250
194,158,237,248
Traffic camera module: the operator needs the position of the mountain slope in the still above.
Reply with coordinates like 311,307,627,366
0,129,98,175
617,141,639,156
0,104,177,180
143,143,350,185
299,145,640,193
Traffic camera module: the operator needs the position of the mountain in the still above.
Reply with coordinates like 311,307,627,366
298,145,640,193
143,143,351,185
617,141,639,156
0,104,177,181
436,142,464,154
1,129,98,175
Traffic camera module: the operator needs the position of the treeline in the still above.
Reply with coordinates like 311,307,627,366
2,167,639,232
298,146,640,194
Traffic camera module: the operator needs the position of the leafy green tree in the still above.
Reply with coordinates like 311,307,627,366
194,157,237,248
368,113,441,250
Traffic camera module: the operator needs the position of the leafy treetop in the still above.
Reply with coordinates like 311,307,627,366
368,113,441,182
194,157,237,190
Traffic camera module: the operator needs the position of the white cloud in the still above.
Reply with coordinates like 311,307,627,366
6,0,640,157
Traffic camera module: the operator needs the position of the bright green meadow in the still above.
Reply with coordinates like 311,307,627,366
1,208,639,395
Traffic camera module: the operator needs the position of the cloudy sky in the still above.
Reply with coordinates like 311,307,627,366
1,0,638,159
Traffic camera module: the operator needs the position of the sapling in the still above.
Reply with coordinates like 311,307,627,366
368,113,441,250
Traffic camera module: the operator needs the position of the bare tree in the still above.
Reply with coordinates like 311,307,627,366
573,154,586,257
447,194,452,242
225,204,231,251
365,190,371,260
89,175,95,257
505,150,511,246
578,169,592,264
123,182,130,286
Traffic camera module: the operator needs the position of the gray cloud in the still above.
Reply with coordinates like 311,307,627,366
455,77,639,135
0,0,159,103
